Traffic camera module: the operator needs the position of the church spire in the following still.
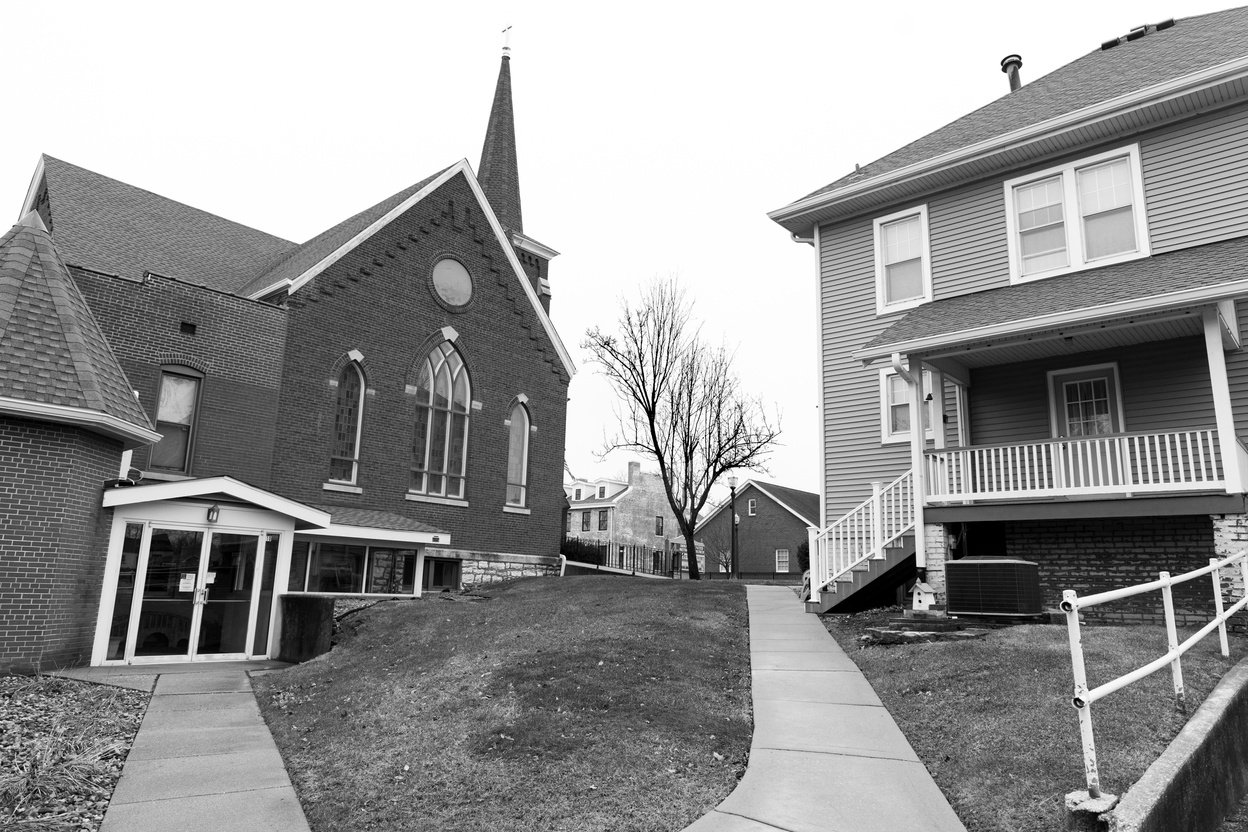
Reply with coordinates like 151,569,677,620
479,31,523,234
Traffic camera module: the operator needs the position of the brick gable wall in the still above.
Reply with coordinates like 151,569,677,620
70,269,288,486
0,416,120,673
271,172,569,560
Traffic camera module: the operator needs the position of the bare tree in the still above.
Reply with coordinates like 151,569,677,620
701,527,732,576
583,278,780,580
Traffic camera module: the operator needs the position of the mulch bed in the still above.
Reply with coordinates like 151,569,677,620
1,675,149,831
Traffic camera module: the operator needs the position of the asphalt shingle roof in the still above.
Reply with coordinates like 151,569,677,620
235,169,446,298
40,156,296,292
755,482,820,526
0,213,152,430
860,235,1248,355
801,7,1248,202
310,505,445,535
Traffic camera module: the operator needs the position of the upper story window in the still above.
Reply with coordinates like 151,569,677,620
1005,144,1149,284
581,511,591,532
329,363,365,484
574,487,582,500
505,401,530,507
880,368,935,445
655,515,664,536
598,509,608,530
598,485,606,498
151,367,202,474
873,205,932,314
747,498,757,516
410,340,470,499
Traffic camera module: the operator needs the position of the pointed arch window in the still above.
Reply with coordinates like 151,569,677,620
330,363,365,484
506,400,531,507
411,341,470,499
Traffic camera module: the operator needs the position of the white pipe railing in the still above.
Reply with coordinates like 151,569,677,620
1061,550,1248,798
926,429,1222,503
808,471,914,605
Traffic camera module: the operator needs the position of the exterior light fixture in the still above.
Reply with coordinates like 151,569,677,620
207,504,220,523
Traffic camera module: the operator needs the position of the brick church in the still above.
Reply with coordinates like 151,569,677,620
0,47,572,672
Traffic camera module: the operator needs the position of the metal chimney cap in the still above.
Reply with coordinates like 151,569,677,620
1000,54,1023,73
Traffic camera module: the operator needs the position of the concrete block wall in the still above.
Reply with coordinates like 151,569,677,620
0,416,120,673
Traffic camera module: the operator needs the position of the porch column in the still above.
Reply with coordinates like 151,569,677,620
908,354,928,568
1203,307,1245,493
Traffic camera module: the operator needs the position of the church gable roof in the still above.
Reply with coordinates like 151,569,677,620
27,155,296,292
0,213,157,447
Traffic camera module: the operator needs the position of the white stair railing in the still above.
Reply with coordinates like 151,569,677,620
807,471,915,605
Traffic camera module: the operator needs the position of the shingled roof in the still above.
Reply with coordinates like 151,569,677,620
0,212,157,447
801,8,1248,202
235,168,445,298
35,156,296,292
857,234,1248,360
309,505,445,535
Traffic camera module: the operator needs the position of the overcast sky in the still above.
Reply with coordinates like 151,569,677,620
1,0,1236,500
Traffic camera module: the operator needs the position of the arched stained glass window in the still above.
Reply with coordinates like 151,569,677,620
411,341,470,499
330,363,364,483
506,402,530,507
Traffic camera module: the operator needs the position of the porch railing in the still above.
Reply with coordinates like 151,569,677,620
808,470,914,604
925,429,1223,503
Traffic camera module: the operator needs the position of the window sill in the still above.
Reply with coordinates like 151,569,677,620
405,493,469,507
1008,249,1148,286
503,505,532,515
322,482,363,494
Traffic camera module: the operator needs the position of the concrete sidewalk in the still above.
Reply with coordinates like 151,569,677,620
59,661,310,832
685,585,967,832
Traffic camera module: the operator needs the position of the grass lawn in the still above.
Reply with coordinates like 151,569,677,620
253,577,751,832
824,608,1248,832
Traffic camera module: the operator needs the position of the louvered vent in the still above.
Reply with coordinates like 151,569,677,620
946,557,1042,617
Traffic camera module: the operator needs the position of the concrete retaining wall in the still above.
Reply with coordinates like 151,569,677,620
1106,657,1248,832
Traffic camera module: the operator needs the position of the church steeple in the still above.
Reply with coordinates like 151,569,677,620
479,35,523,235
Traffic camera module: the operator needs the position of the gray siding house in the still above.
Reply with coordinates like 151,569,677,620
771,9,1248,620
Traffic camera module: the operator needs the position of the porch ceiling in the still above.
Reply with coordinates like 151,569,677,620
923,308,1203,367
855,235,1248,365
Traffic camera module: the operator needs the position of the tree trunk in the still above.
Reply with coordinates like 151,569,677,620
683,528,701,580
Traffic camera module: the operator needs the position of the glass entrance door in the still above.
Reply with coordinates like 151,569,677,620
129,528,263,662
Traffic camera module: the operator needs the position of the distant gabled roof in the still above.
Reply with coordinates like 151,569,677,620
694,480,819,533
0,213,157,448
771,7,1248,231
28,156,295,292
235,168,446,298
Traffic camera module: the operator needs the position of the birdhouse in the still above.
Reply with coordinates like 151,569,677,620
911,581,937,611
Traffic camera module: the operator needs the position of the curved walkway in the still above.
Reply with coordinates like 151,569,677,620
684,585,967,832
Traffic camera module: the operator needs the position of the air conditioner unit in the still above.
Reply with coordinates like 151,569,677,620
945,557,1042,617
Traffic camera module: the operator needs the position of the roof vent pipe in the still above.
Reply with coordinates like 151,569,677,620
1000,54,1023,92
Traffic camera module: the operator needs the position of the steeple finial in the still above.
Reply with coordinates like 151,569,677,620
479,30,523,234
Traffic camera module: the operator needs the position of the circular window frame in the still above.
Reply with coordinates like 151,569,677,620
427,255,475,313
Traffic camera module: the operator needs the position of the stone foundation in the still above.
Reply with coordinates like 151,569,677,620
426,547,561,590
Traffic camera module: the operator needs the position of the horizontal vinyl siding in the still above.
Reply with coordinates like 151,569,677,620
969,338,1216,446
1143,106,1248,253
929,180,1009,300
819,220,911,519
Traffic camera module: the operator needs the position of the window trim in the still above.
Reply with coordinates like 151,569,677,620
1004,144,1150,285
150,366,204,475
880,368,936,445
328,362,365,486
747,498,757,516
873,204,933,315
1046,362,1126,439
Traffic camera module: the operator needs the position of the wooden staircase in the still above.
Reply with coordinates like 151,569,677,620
806,470,916,615
804,534,915,614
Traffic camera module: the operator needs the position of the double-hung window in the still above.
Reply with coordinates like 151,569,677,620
747,498,757,516
880,368,935,444
581,512,591,532
151,367,202,474
775,549,790,573
873,205,932,314
598,509,608,531
1005,145,1148,283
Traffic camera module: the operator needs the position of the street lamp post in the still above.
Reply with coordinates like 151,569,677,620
728,476,739,580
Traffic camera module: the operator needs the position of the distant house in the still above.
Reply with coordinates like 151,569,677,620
769,9,1248,620
695,482,817,581
0,46,573,673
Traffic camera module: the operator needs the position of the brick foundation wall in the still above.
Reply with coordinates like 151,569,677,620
271,172,570,560
1000,516,1217,626
0,416,121,673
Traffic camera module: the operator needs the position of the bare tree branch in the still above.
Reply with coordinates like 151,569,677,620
583,277,781,580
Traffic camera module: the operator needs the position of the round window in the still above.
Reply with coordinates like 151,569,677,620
431,259,473,308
